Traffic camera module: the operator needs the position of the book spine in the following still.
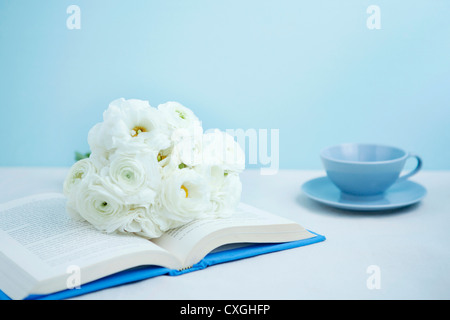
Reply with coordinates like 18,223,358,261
168,260,209,276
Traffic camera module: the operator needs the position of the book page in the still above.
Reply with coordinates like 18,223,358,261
0,194,169,280
152,203,313,267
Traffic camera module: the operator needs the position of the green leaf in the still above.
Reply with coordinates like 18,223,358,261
75,151,91,162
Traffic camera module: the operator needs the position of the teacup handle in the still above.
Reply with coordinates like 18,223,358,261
397,153,422,183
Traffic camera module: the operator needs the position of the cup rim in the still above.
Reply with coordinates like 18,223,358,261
320,143,408,165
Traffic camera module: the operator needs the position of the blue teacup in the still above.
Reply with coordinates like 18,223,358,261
320,143,422,196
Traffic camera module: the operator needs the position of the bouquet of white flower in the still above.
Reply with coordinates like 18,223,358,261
63,98,245,239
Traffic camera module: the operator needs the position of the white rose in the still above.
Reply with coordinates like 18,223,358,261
202,129,245,173
74,176,131,234
155,168,212,229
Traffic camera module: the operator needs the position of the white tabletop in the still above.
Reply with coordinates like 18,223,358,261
0,167,449,300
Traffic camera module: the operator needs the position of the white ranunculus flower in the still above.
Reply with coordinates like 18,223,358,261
164,132,204,173
156,125,204,172
74,176,131,234
175,137,203,168
209,168,242,217
158,101,202,132
116,206,164,239
87,123,110,167
103,149,161,206
202,129,245,173
63,158,97,197
155,168,212,229
88,98,171,157
65,97,245,239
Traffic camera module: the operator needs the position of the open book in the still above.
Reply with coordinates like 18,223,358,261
0,193,325,300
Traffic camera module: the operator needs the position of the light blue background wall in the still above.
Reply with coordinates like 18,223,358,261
0,0,449,170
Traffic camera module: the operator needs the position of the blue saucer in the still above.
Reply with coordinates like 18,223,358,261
301,176,426,211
